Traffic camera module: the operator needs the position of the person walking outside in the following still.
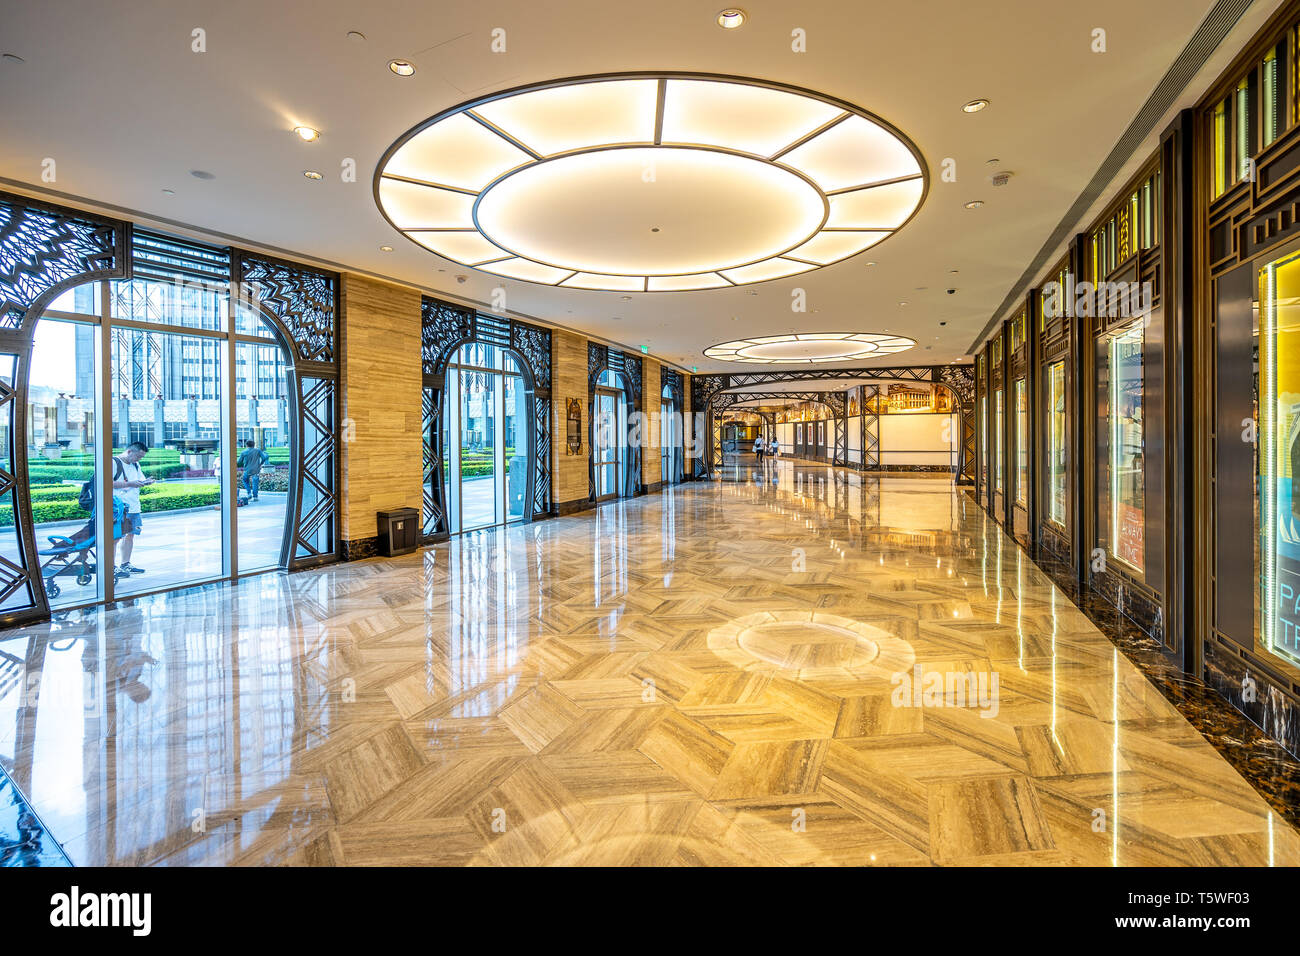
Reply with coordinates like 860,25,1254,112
113,440,154,578
238,439,269,502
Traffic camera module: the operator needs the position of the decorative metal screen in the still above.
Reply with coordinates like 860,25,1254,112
419,295,551,539
0,190,340,627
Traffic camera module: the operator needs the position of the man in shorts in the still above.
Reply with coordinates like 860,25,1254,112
113,440,154,578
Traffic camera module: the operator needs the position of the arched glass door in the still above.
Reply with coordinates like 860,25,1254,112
441,343,529,534
594,368,628,501
660,383,677,485
18,277,295,611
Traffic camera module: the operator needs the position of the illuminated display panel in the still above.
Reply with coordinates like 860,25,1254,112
1015,378,1028,506
995,389,1004,493
1106,324,1145,573
1047,361,1066,526
1260,249,1300,666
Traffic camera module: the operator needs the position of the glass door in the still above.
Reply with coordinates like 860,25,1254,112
595,388,620,500
439,345,533,535
459,366,497,531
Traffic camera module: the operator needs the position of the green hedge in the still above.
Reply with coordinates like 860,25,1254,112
28,463,188,485
0,482,222,528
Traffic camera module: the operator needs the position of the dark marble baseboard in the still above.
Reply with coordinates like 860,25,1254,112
556,497,595,517
644,480,663,494
0,765,70,867
1205,638,1300,759
341,536,379,561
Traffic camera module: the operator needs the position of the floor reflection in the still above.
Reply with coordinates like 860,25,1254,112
0,459,1294,866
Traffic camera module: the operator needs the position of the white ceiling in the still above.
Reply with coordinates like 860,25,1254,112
0,0,1222,372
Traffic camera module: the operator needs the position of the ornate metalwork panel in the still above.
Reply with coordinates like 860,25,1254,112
421,297,475,377
533,395,552,516
291,376,338,562
512,320,551,390
238,253,337,365
421,386,443,538
420,296,552,532
0,192,125,332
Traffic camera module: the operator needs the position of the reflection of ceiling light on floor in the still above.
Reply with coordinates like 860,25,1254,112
374,72,927,292
703,331,916,364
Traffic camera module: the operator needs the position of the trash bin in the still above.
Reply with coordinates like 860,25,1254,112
377,507,419,557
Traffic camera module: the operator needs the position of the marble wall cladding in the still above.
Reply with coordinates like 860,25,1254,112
339,273,423,544
644,358,661,489
552,329,589,508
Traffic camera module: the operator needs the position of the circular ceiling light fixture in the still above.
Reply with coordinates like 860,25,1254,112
962,99,988,113
389,59,415,76
716,8,747,29
294,125,321,142
303,170,324,180
964,199,984,209
374,72,927,292
703,331,916,364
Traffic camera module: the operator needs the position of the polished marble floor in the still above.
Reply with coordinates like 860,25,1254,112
0,460,1295,866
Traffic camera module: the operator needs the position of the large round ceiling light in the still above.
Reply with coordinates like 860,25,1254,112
374,73,927,292
704,332,916,364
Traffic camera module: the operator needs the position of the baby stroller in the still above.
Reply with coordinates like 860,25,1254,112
37,490,128,600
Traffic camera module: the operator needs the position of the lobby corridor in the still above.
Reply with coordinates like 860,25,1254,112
0,461,1290,866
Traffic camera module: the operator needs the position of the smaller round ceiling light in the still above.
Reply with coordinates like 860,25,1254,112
962,99,988,113
717,8,747,28
389,59,415,76
303,170,323,180
374,73,927,292
704,332,916,364
294,125,321,142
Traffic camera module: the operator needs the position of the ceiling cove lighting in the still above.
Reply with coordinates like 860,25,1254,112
703,332,916,364
374,73,927,292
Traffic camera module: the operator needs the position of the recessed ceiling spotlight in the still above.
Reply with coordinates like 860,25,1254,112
389,59,415,76
380,245,393,252
2,53,24,64
964,200,984,209
866,261,876,267
622,295,632,301
716,8,747,28
189,169,215,180
899,301,908,306
949,269,960,274
294,126,321,142
347,31,366,42
303,170,324,180
962,99,989,113
160,188,175,196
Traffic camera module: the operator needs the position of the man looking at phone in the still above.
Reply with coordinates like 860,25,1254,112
113,440,155,577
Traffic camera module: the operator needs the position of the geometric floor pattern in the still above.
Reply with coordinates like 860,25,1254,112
0,460,1295,865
